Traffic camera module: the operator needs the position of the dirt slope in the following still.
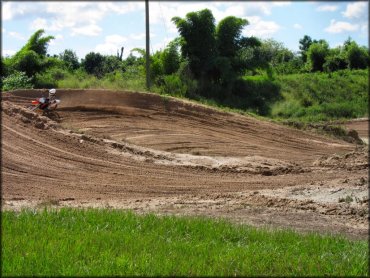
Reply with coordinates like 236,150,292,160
2,89,368,239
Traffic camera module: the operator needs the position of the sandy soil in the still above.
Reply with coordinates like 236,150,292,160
2,89,368,239
345,118,369,144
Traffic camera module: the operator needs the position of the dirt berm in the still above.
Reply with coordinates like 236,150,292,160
2,89,368,239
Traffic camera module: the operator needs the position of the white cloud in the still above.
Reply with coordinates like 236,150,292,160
2,2,13,21
95,34,128,55
130,33,146,40
293,23,302,29
1,2,40,21
71,25,102,37
342,2,368,20
30,17,67,32
129,33,156,40
97,2,143,14
8,31,26,40
30,18,48,30
325,19,359,33
106,35,127,45
2,28,6,33
148,1,285,35
242,16,280,38
272,2,292,7
49,34,64,46
2,50,16,57
25,2,144,36
316,5,338,12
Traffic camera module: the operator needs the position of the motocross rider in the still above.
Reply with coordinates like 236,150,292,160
40,88,56,110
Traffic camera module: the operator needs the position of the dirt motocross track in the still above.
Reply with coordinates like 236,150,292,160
2,89,369,239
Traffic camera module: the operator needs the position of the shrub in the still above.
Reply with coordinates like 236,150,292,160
160,74,187,97
306,41,329,72
272,69,368,121
232,76,281,115
34,67,68,88
1,71,34,91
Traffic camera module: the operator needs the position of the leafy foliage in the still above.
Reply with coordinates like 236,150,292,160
161,40,180,75
346,42,369,69
272,69,368,121
306,40,330,72
3,29,54,79
82,52,105,77
159,74,187,97
11,50,43,77
299,35,313,62
2,16,368,120
323,47,347,72
20,29,54,57
172,9,217,80
1,71,34,91
59,49,80,70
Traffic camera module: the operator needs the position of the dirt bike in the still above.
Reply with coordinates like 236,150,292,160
27,97,61,122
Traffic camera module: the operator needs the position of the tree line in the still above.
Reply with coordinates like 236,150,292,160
1,9,368,115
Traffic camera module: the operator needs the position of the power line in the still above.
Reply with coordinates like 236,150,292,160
158,1,169,50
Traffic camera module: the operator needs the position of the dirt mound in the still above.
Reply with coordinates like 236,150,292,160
313,148,368,170
106,138,304,175
2,101,59,130
2,89,368,239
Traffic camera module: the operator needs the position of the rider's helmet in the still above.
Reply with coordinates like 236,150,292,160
48,88,56,98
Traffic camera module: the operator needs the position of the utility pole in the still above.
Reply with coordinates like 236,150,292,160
145,0,150,90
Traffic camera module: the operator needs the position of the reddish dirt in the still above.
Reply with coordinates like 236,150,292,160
2,89,368,239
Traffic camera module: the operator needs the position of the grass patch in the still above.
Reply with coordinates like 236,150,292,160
272,69,368,121
2,208,368,276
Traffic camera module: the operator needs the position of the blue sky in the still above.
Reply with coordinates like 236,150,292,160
2,1,368,60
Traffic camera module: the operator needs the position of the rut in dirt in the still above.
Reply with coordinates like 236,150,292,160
2,89,368,239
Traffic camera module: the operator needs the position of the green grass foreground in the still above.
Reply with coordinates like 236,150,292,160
2,208,368,276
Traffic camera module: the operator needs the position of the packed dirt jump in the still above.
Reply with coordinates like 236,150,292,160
2,89,369,239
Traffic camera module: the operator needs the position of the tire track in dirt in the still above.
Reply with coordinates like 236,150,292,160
2,89,368,239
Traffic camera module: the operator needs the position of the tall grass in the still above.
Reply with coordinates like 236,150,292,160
272,69,368,121
2,208,368,276
56,68,147,92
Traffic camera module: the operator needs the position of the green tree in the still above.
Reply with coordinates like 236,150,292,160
306,40,329,72
215,16,251,81
346,42,369,69
216,16,248,59
299,35,313,62
7,29,55,77
82,52,105,77
323,47,347,72
59,49,80,70
102,55,122,74
150,50,164,81
20,29,54,57
161,40,180,75
12,50,43,77
172,9,217,79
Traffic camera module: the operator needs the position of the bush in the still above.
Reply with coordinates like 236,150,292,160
1,71,34,91
159,74,187,97
232,76,281,115
272,69,368,121
347,44,369,69
34,67,68,88
306,41,329,72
